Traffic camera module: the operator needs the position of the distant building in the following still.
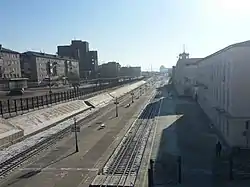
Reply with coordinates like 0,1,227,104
57,40,98,79
21,51,79,85
0,45,21,79
173,51,201,96
99,62,121,78
159,65,169,73
88,50,98,78
119,66,141,77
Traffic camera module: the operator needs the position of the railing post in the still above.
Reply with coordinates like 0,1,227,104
26,98,29,111
20,98,23,114
148,168,152,187
14,99,17,115
31,97,34,109
41,96,44,107
177,156,182,184
7,99,11,117
45,94,48,106
229,154,234,180
50,93,52,105
36,96,39,108
0,101,3,117
61,92,63,102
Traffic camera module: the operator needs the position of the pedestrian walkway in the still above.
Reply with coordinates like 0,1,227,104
151,86,250,187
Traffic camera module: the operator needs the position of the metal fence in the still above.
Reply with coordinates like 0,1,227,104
0,82,113,119
0,89,81,118
0,78,144,118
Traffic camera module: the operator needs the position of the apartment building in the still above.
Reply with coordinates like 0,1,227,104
99,62,121,78
0,45,21,79
119,66,141,77
21,51,79,85
58,40,98,79
195,41,250,148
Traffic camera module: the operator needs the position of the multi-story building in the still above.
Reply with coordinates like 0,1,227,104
159,65,168,73
0,45,21,79
194,40,250,148
88,50,98,78
21,51,79,85
119,66,141,77
58,40,98,79
174,41,250,148
174,51,201,96
99,62,121,78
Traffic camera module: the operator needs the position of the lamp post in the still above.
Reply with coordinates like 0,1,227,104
114,97,119,117
72,117,79,152
131,92,134,103
48,62,57,94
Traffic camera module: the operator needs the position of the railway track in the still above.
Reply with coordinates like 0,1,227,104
90,98,159,187
0,87,144,179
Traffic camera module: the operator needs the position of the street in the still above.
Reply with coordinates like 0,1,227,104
0,87,154,187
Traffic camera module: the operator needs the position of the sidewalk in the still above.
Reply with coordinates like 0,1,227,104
151,86,250,187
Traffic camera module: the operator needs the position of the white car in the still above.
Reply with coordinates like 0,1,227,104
100,123,106,129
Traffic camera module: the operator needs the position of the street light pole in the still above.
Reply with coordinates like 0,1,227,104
49,71,52,94
114,97,119,117
48,62,57,94
73,117,79,152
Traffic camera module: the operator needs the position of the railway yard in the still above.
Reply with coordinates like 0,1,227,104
0,77,166,187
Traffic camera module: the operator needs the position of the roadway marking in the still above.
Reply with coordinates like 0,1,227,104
19,168,99,172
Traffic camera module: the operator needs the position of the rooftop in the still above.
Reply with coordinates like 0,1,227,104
23,51,78,61
0,45,20,54
195,40,250,64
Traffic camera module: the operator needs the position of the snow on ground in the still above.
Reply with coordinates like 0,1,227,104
0,106,98,164
0,118,19,134
7,100,91,136
0,81,146,164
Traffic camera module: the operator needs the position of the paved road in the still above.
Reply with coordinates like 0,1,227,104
0,87,154,187
151,86,250,187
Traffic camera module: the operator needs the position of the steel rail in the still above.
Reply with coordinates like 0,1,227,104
0,87,143,178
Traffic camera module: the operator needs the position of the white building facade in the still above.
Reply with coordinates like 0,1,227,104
174,52,201,96
196,41,250,148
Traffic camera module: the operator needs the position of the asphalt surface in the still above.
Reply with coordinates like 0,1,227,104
0,87,155,187
151,85,250,187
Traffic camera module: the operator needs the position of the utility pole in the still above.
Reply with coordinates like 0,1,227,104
72,117,79,152
246,121,249,148
48,62,57,94
131,92,134,103
114,97,119,117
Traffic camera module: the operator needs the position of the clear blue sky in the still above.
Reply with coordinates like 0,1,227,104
1,0,250,71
